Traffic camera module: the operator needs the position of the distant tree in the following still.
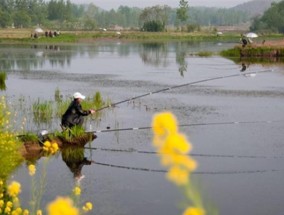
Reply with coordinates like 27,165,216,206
139,5,170,31
13,10,31,27
176,0,189,27
0,9,12,27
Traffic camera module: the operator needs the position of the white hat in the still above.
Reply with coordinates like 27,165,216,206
73,92,86,100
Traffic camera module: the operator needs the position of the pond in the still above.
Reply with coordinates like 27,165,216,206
1,40,284,215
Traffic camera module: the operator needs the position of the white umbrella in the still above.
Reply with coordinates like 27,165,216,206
245,32,258,38
35,27,44,33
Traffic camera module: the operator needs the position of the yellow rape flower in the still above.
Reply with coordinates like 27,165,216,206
47,197,79,215
6,201,13,208
7,181,21,197
166,166,189,185
28,164,36,176
73,186,81,196
0,200,4,207
183,207,205,215
164,133,191,154
4,206,11,214
36,209,42,215
43,141,59,155
43,141,51,148
152,112,178,136
51,142,59,151
82,202,93,212
11,209,22,215
23,209,29,215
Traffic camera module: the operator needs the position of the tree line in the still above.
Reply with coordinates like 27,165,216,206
250,0,284,33
0,0,280,32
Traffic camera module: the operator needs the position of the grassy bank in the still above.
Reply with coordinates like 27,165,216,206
0,28,244,43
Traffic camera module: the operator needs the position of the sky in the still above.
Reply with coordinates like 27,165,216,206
70,0,251,9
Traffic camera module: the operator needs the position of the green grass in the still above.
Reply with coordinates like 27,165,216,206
196,51,214,57
32,99,53,123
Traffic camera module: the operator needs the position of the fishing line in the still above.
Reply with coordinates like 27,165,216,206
86,119,283,134
85,146,284,159
95,69,273,112
93,161,281,175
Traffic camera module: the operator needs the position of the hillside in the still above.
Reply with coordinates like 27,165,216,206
232,0,281,18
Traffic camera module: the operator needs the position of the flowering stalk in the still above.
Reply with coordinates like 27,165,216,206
152,112,205,215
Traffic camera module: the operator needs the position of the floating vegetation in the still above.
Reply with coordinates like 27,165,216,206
0,71,7,91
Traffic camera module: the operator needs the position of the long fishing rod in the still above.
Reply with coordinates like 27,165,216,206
95,69,273,112
86,119,283,134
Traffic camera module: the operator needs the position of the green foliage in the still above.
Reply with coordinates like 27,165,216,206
142,20,165,32
220,47,241,57
250,1,284,33
185,24,200,32
18,132,39,142
0,1,253,30
176,0,189,24
54,125,86,140
0,97,23,181
139,5,170,31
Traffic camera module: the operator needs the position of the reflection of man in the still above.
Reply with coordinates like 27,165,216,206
240,63,247,72
61,148,93,182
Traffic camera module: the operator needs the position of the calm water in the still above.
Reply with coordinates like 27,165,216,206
1,41,284,215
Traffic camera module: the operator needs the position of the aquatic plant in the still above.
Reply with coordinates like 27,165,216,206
55,99,70,118
0,71,7,91
32,99,53,123
54,88,62,103
152,112,214,215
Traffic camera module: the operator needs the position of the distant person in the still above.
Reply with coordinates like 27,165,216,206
241,37,248,48
61,92,95,129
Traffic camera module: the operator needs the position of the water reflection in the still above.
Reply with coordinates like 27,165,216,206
240,63,247,72
61,147,94,182
139,42,169,67
175,42,188,77
0,42,237,76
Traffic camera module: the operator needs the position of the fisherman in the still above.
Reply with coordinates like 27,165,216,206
241,35,248,48
61,92,95,129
